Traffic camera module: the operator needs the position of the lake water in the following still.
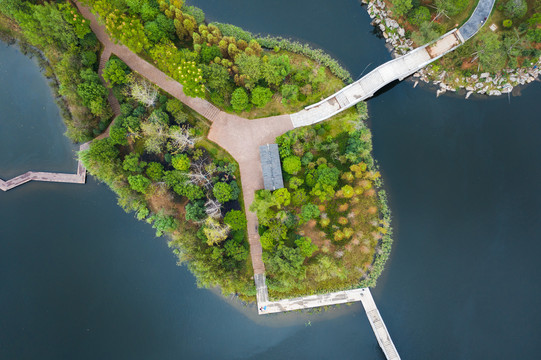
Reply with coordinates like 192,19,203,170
1,1,541,358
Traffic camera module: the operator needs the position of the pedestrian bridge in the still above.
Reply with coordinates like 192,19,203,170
290,0,495,128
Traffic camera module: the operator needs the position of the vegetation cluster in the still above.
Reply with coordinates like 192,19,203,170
0,0,112,141
388,0,541,73
250,105,393,298
79,0,349,117
81,66,256,297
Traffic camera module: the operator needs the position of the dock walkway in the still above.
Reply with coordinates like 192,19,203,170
0,143,89,191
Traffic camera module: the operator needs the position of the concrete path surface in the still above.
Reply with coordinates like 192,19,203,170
458,0,496,40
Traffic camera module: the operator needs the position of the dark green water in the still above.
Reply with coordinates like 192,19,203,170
2,1,541,358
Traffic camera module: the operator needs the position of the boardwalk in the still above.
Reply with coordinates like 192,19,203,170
0,143,89,191
257,286,400,359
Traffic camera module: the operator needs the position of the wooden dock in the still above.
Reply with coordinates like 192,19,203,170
257,285,400,359
0,143,89,192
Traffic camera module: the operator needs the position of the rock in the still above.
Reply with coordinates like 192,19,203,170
475,82,484,89
486,77,492,82
436,89,446,97
383,32,388,39
398,28,405,37
465,91,473,99
471,74,478,80
413,81,419,88
480,72,490,78
488,90,501,96
379,24,385,32
466,86,475,91
502,84,513,93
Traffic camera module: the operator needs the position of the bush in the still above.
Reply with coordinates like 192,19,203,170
128,175,151,193
224,210,247,231
231,88,249,111
146,162,164,181
81,50,97,66
503,19,513,27
282,155,302,175
251,86,273,107
281,84,299,103
392,0,413,16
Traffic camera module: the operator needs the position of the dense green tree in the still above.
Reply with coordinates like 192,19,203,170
300,203,320,221
408,6,431,26
224,236,248,262
250,86,273,108
203,63,231,94
144,14,175,43
295,237,318,257
477,32,506,72
235,53,262,90
171,153,191,171
200,45,222,64
273,188,291,208
103,58,129,87
109,125,128,146
392,0,413,16
123,153,146,173
224,210,247,231
230,88,249,111
504,0,528,18
261,55,291,87
213,182,233,203
185,200,206,222
282,155,301,175
435,0,468,17
281,84,299,103
128,174,152,193
146,162,164,180
264,246,306,285
149,212,179,237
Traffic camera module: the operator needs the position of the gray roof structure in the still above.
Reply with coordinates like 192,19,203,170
259,144,284,191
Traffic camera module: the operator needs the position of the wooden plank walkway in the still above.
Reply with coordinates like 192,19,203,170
257,287,400,359
0,143,89,191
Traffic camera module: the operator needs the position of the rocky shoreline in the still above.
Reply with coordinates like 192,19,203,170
362,0,541,98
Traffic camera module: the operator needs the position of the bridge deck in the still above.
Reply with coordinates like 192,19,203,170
290,30,464,128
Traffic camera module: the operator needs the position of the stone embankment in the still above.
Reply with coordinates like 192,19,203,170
363,0,541,98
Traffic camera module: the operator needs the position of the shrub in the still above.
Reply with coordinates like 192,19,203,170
503,19,513,27
281,84,299,103
392,0,413,16
282,155,301,175
185,200,206,222
251,86,273,107
109,125,128,146
231,88,249,111
295,237,318,257
128,175,151,193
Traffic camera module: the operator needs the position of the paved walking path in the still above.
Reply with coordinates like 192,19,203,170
0,142,89,191
75,2,293,274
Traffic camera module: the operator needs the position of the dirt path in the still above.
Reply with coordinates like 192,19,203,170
75,2,294,275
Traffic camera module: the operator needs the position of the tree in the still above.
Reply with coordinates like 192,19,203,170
200,45,222,64
251,86,273,108
144,14,175,43
172,153,191,171
103,58,129,87
391,0,412,16
477,32,506,72
282,155,301,175
231,88,249,111
123,153,146,173
213,182,233,203
301,203,320,221
166,98,188,124
262,55,291,87
504,0,527,18
109,125,128,146
273,188,291,208
234,53,262,90
281,84,299,103
128,175,152,193
185,200,206,222
203,63,231,94
295,237,318,257
149,212,179,237
146,162,164,181
408,6,431,26
224,210,247,231
249,190,278,226
224,235,248,262
126,74,158,107
202,217,230,245
435,0,468,17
